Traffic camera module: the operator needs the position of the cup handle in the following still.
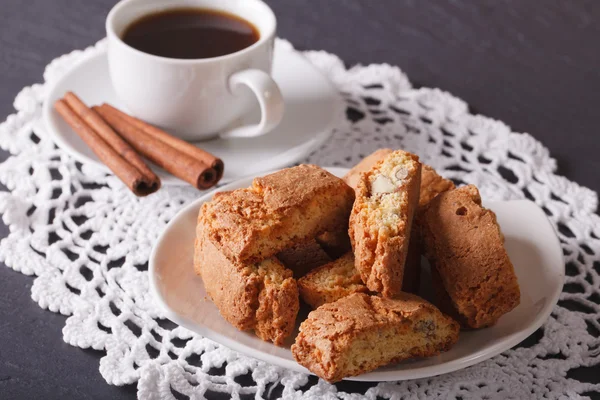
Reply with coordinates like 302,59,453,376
220,69,285,139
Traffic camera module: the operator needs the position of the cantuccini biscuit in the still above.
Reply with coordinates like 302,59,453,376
345,150,455,295
420,184,520,328
291,292,460,382
349,150,421,297
297,252,368,308
194,221,299,345
199,165,355,263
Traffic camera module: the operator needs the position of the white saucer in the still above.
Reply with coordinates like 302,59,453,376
43,42,343,185
149,167,564,382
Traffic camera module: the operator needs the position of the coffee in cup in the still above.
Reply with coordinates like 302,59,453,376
121,8,260,60
106,0,284,141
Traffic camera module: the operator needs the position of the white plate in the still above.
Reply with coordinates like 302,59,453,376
149,167,564,381
42,42,343,185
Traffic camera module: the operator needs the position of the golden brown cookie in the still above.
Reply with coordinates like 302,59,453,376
349,150,421,297
420,184,520,329
199,164,355,263
291,292,460,382
297,252,368,308
194,221,299,345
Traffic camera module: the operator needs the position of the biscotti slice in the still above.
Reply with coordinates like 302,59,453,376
349,150,421,297
291,293,459,382
420,184,520,329
345,150,454,295
194,222,299,345
199,164,355,263
277,239,332,278
298,252,368,308
343,148,393,190
345,153,454,295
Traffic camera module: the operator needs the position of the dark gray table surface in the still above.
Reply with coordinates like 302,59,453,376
0,1,598,399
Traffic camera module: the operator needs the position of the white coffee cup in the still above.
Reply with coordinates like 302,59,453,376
106,0,284,141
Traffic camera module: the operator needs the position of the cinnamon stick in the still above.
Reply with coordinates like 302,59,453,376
99,103,224,181
63,92,159,186
93,106,218,189
54,99,160,196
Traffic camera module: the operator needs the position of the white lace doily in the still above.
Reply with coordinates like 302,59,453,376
1,38,599,399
